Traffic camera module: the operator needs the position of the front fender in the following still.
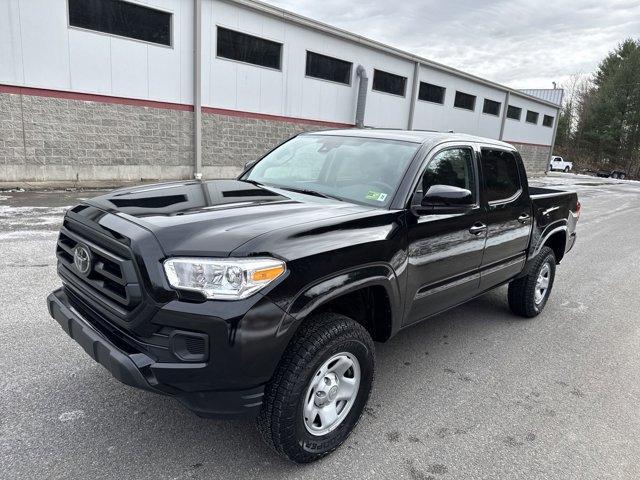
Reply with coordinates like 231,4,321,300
281,263,402,337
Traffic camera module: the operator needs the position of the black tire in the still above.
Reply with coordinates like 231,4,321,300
508,246,556,318
257,312,375,463
564,166,570,173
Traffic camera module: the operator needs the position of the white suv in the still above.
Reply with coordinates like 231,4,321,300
549,156,573,172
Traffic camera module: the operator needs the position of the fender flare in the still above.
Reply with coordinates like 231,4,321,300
529,223,567,260
280,263,402,337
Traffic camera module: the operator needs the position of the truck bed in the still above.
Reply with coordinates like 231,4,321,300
529,185,579,220
528,186,575,199
527,186,579,262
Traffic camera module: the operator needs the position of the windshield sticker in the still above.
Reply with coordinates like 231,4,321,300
366,191,388,202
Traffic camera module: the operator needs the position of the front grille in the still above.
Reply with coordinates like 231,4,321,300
65,288,141,355
56,219,143,321
55,211,208,361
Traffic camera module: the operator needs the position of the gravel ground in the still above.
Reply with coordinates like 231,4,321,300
1,173,639,479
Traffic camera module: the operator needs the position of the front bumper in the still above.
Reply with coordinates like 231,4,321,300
47,289,266,417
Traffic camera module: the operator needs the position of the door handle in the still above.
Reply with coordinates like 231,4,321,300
468,223,487,235
518,213,531,224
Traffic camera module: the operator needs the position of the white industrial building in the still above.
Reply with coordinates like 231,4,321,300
0,0,562,184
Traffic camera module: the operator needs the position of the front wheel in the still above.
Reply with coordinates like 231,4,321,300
508,247,556,317
257,312,375,463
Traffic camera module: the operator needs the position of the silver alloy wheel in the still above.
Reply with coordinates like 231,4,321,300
303,352,361,436
534,262,551,304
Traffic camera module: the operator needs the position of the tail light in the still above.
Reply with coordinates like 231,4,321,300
575,201,581,218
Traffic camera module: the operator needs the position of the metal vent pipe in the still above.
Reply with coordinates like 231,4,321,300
355,65,368,128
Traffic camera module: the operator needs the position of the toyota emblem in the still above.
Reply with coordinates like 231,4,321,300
73,244,92,276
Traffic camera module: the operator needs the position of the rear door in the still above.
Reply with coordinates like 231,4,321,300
403,145,487,325
479,147,532,290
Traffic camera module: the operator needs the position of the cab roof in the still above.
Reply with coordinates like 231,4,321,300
304,128,516,150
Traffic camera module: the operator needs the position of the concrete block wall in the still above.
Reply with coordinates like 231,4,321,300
0,91,336,185
201,112,328,174
0,93,25,167
509,142,551,176
0,90,550,185
0,91,195,183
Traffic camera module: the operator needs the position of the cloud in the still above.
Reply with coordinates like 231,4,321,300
264,0,640,88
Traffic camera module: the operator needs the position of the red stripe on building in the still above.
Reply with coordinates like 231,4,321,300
0,84,353,128
201,106,353,128
0,84,194,111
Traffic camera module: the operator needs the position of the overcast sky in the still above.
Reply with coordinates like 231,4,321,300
264,0,640,89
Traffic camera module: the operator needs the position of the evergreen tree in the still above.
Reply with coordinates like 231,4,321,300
576,39,640,173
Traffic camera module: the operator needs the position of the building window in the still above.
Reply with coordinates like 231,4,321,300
507,105,522,120
68,0,172,46
305,52,352,85
483,99,501,116
526,110,539,124
216,27,282,70
418,82,445,104
454,91,476,111
543,115,554,127
372,69,407,96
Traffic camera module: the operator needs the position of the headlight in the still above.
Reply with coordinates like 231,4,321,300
163,257,286,300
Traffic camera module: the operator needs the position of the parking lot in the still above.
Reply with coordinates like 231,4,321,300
1,173,639,479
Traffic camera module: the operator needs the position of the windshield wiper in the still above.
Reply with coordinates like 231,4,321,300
240,179,264,187
278,186,345,202
242,180,345,202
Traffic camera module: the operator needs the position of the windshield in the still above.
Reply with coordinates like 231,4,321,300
242,135,420,207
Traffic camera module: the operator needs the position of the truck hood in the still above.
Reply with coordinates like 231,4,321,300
85,179,373,256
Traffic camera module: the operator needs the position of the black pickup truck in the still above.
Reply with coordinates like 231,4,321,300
48,130,579,463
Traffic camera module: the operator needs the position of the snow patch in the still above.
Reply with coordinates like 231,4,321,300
0,205,73,231
0,230,59,240
58,410,85,422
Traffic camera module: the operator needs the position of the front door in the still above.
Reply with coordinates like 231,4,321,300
478,148,532,290
404,145,487,325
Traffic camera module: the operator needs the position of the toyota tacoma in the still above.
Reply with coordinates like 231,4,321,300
48,130,579,462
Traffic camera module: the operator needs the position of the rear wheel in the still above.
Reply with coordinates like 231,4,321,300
257,312,375,463
508,247,556,318
563,166,570,172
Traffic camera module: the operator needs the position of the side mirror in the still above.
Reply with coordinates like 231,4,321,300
412,184,474,215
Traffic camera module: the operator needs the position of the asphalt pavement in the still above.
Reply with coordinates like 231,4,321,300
1,173,639,479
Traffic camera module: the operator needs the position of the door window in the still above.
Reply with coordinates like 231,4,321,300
481,149,521,202
417,147,476,200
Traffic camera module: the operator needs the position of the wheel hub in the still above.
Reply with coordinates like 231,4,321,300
535,262,551,304
314,373,339,407
303,353,361,436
